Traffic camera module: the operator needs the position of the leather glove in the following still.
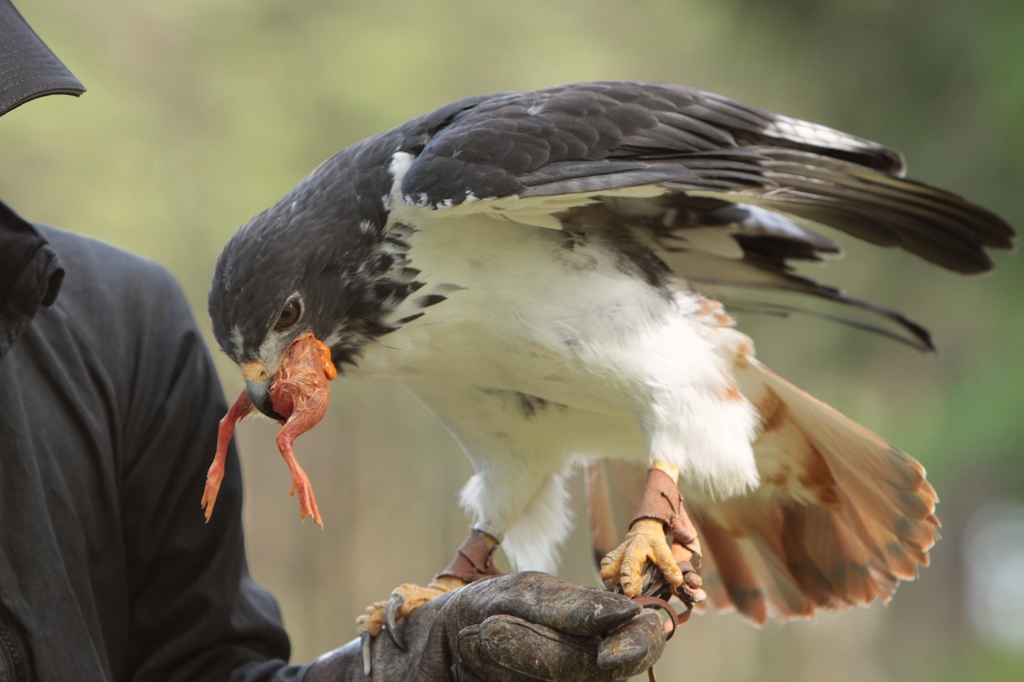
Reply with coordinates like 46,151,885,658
305,572,666,681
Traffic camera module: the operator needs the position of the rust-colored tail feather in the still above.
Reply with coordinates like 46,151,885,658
586,352,940,625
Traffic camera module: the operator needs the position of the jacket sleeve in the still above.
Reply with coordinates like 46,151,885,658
109,259,308,682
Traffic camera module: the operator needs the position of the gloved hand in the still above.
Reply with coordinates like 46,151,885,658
305,572,667,681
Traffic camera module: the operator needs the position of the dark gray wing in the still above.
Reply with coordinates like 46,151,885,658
400,81,1013,275
615,195,937,349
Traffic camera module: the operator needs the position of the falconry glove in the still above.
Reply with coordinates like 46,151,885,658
304,572,665,681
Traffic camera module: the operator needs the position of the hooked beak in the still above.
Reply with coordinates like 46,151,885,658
241,362,286,421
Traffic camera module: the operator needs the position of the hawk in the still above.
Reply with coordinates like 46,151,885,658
203,81,1013,638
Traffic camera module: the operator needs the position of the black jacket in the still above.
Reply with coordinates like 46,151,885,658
0,201,306,681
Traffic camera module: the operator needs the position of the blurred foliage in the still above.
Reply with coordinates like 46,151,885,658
1,0,1022,679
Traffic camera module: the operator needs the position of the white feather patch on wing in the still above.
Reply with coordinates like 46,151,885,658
388,151,668,231
760,115,894,164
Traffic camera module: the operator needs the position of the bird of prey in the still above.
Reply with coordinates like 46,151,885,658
204,81,1013,635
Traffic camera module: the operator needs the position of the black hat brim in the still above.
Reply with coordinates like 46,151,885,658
0,0,85,116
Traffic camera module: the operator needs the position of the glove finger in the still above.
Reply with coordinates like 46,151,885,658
449,572,641,636
459,615,613,682
596,610,665,677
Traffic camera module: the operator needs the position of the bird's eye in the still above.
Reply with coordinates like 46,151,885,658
274,299,301,330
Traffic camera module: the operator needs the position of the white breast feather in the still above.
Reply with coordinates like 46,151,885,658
355,153,762,571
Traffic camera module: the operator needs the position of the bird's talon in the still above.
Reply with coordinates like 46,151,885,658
360,630,372,676
673,561,706,605
677,584,707,605
383,592,406,651
601,517,687,598
356,600,387,637
357,581,463,649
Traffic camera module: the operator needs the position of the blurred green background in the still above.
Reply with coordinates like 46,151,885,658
2,0,1023,679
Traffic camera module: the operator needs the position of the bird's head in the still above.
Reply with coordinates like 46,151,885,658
208,152,410,419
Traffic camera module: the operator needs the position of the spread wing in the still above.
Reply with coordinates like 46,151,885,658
396,81,1014,348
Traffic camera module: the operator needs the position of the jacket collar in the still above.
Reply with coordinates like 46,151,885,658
0,199,64,356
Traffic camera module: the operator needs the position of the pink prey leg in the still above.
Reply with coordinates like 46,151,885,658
202,389,256,521
276,426,323,527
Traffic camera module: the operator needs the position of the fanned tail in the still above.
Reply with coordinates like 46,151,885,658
586,345,940,625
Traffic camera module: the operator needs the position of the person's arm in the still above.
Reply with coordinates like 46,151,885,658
111,262,297,681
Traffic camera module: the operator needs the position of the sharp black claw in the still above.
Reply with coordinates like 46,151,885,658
383,593,406,651
360,630,372,676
